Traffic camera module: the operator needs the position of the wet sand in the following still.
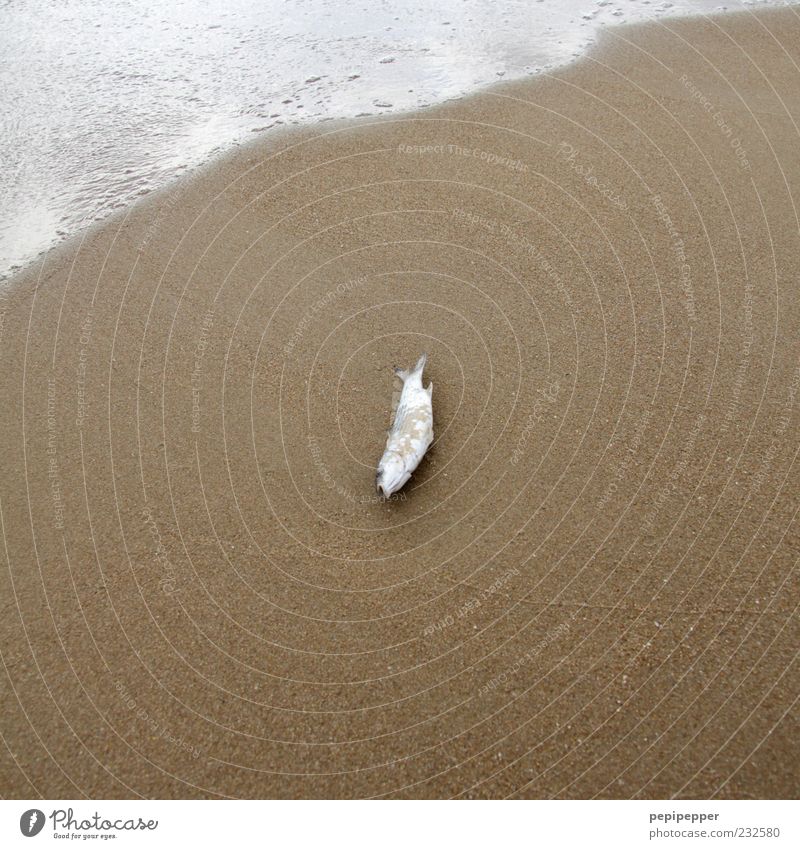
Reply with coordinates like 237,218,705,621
1,7,798,798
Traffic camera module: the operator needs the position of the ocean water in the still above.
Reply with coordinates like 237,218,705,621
0,0,781,279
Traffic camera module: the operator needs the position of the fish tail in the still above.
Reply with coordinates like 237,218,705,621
393,352,427,382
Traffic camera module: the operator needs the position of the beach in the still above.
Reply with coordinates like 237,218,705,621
3,0,770,280
1,6,798,799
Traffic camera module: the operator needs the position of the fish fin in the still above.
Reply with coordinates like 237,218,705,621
393,365,410,381
391,395,412,433
413,352,427,375
426,381,433,398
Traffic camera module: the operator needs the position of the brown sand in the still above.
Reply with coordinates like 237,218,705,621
1,7,799,799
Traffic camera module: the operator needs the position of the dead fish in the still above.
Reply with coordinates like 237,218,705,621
376,353,433,498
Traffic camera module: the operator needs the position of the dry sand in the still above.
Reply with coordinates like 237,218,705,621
1,7,799,799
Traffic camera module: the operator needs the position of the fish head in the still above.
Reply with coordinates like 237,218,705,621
376,452,410,498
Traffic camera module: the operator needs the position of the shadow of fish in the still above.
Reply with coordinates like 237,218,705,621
376,353,433,498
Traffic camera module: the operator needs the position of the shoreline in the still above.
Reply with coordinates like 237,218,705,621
3,4,791,287
2,6,799,799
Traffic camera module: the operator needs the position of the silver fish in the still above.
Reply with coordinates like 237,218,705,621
376,353,433,498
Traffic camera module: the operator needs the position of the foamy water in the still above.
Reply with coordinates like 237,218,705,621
0,0,782,279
